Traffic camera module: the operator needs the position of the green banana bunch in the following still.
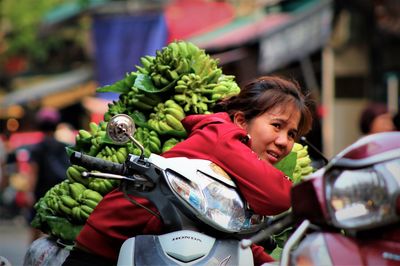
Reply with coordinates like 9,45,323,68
104,100,128,122
96,145,128,164
173,73,212,114
133,127,162,155
68,188,104,222
66,184,105,223
202,75,241,103
136,55,155,75
58,194,79,216
42,187,63,216
173,73,240,113
66,165,91,186
292,143,314,183
41,180,75,218
121,87,162,112
147,41,206,88
88,125,107,156
191,51,220,78
74,121,108,157
79,189,103,212
88,178,117,195
149,48,182,88
147,100,186,136
168,41,202,62
161,138,182,153
68,182,87,201
75,128,94,150
71,205,92,222
125,141,151,158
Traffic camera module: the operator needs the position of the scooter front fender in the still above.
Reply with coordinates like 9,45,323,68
117,230,253,265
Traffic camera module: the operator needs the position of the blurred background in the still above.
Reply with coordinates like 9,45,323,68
0,0,399,264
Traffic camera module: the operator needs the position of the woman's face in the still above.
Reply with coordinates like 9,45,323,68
370,113,395,134
234,103,301,164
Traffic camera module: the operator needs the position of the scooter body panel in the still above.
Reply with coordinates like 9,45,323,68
325,232,400,266
291,232,400,266
117,230,253,266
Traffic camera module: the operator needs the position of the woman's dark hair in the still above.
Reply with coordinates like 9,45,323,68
213,75,313,138
35,107,61,132
359,102,389,134
394,111,400,131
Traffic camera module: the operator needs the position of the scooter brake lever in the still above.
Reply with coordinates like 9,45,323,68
82,171,132,181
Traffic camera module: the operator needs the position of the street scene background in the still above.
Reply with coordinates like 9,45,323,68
1,0,400,264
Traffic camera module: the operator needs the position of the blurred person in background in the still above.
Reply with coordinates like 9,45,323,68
0,136,6,189
28,107,70,242
359,102,396,135
393,110,400,131
55,122,76,145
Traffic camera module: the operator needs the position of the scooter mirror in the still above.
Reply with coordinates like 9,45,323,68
106,114,136,144
106,114,146,160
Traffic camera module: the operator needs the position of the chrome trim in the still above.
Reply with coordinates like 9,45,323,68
281,220,310,266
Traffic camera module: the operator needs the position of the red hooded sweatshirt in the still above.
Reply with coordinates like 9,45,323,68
76,112,293,265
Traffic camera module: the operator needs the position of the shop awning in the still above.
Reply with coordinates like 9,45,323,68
0,67,95,117
187,0,333,73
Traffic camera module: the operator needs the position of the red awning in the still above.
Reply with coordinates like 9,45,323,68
165,0,236,43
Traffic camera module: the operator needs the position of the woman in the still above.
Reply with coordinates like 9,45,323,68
63,75,313,266
359,102,395,135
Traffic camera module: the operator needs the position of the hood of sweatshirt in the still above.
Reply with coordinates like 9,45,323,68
181,112,232,133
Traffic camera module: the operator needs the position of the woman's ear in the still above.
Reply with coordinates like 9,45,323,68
233,112,247,130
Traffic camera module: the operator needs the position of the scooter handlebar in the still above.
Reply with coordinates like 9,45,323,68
70,151,126,175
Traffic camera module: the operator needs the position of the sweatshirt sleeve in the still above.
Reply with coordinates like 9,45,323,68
212,129,293,216
251,244,275,266
76,189,163,261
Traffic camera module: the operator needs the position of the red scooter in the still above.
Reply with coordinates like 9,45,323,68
243,131,400,265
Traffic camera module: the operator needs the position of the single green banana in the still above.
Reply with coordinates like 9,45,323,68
149,135,161,148
165,114,185,131
67,166,81,180
69,182,86,200
292,143,303,152
81,205,94,215
296,148,308,158
165,107,185,121
177,41,189,58
72,206,82,222
82,198,99,209
297,156,312,167
79,129,92,139
89,122,99,134
102,179,114,191
115,151,126,163
82,189,103,203
58,202,72,216
301,166,314,176
158,121,174,132
60,195,79,208
105,146,113,156
80,208,90,219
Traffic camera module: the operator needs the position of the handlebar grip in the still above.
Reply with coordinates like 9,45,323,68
70,152,126,175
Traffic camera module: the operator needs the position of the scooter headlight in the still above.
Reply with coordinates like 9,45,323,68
325,158,400,230
165,170,264,233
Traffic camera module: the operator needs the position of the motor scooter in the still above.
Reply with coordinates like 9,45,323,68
69,114,268,265
242,131,400,265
